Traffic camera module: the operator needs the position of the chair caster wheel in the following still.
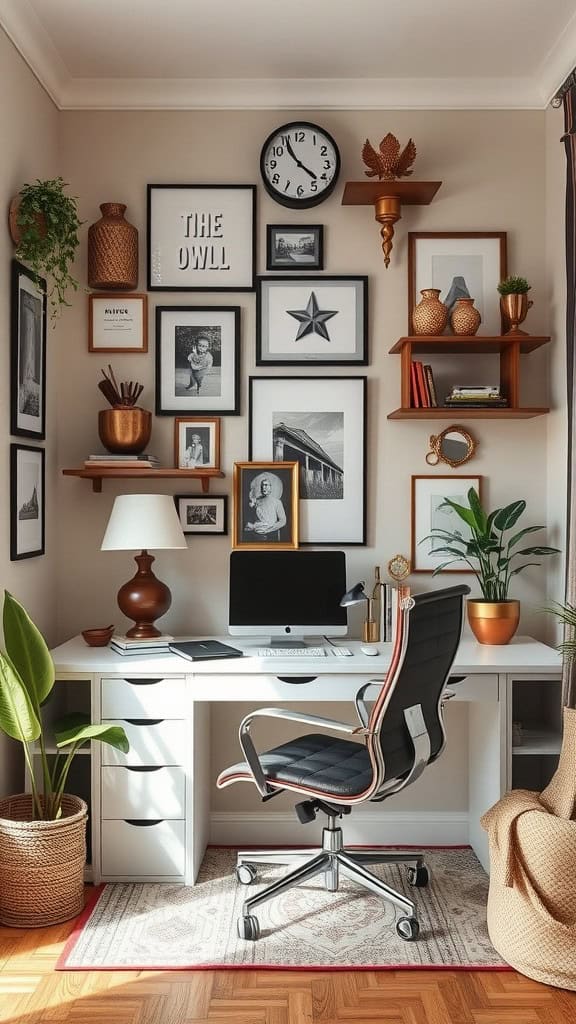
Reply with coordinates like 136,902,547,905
235,863,257,885
396,916,420,941
407,865,429,887
238,914,260,940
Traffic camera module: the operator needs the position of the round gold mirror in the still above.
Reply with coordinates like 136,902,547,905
426,426,477,468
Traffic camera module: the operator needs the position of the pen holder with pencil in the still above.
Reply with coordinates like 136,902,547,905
98,406,152,454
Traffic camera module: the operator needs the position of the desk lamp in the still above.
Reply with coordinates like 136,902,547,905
340,581,379,644
101,493,187,639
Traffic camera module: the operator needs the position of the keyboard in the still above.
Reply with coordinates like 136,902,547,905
255,647,327,658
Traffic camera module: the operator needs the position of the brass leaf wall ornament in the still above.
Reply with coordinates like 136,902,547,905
362,133,417,181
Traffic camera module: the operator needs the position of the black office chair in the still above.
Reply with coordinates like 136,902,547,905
217,584,470,942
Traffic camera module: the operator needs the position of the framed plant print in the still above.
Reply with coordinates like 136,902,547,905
175,494,228,535
266,224,324,271
88,293,148,352
174,417,221,469
10,444,45,561
408,232,507,335
411,474,483,573
11,260,46,439
156,306,240,415
147,184,256,291
256,275,368,366
249,376,367,545
232,462,299,550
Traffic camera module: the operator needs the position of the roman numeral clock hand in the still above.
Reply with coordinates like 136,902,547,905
285,138,317,180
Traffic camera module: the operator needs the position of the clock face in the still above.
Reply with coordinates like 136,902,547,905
260,121,340,209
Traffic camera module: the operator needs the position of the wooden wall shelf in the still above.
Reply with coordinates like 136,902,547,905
62,468,225,494
341,180,442,267
388,407,549,420
389,335,551,355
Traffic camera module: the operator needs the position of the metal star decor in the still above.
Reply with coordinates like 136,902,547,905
287,291,338,342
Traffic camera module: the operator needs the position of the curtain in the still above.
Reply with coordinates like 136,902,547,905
561,82,576,709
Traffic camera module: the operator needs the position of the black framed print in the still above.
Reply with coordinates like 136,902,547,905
256,275,368,366
10,444,45,560
232,462,299,550
266,225,324,271
175,494,228,536
11,260,47,439
156,306,240,415
249,376,367,545
147,184,256,291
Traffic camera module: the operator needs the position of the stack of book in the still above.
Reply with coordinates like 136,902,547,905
410,362,438,408
444,386,508,409
110,634,174,657
84,453,160,469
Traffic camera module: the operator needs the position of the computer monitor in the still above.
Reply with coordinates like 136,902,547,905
228,550,348,644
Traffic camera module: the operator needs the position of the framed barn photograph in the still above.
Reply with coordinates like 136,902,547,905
11,260,46,439
411,474,483,573
175,494,228,535
174,417,221,469
232,462,299,550
10,444,45,561
155,305,240,415
249,376,367,545
266,224,324,271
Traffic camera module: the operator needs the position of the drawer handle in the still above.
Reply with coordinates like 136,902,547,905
124,719,164,726
124,819,165,827
124,766,164,773
123,678,163,686
276,676,318,685
448,675,467,685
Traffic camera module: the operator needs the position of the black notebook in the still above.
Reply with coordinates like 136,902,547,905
168,640,244,662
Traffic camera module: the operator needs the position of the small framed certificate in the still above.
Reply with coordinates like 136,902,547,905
88,293,148,353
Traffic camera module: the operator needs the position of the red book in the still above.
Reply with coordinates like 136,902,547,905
415,362,430,407
410,362,420,408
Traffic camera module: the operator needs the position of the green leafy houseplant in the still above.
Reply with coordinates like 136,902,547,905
11,177,82,319
0,591,128,821
497,275,531,296
423,488,560,601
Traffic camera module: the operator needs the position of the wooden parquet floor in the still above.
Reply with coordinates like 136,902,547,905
1,909,575,1024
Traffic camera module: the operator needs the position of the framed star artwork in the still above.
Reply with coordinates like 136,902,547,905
256,276,368,366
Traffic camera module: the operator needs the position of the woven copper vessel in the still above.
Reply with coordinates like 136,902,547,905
98,407,151,454
450,297,481,336
88,202,138,290
412,288,448,335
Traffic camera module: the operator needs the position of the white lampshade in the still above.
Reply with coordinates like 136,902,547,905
101,494,187,551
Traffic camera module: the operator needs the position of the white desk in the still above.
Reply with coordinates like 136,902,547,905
50,635,562,884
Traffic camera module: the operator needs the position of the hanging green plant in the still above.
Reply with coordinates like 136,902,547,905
10,177,82,321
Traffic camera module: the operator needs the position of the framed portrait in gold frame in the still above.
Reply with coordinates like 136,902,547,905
232,462,299,550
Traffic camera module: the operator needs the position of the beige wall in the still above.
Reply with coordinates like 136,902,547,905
0,30,59,795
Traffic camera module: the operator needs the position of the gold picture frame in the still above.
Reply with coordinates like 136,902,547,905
174,416,221,469
232,461,299,550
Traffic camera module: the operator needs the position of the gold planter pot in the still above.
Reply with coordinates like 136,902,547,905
98,407,152,454
467,599,520,645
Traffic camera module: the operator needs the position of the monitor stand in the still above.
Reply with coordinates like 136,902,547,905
268,638,308,649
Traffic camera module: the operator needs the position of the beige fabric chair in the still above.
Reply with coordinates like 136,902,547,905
481,708,576,990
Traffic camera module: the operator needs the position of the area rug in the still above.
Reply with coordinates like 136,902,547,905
58,847,507,970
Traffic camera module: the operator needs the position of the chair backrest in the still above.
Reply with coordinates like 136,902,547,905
368,585,470,788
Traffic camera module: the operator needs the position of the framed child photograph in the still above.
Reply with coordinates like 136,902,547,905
411,474,483,573
11,260,47,439
156,305,240,415
88,293,148,353
232,461,299,550
266,224,324,271
10,444,45,561
174,417,221,469
175,494,228,535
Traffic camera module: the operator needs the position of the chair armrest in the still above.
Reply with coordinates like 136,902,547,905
355,680,384,727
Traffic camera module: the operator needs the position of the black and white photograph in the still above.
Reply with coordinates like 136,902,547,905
156,306,240,415
175,494,228,535
250,377,366,545
10,444,45,560
411,475,482,573
232,462,299,550
174,417,220,469
11,260,46,439
408,233,507,335
147,184,256,291
256,276,368,366
266,225,324,271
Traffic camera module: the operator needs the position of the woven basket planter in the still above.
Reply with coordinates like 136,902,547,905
0,793,87,928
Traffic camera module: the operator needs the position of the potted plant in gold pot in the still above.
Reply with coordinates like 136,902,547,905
497,275,533,336
0,592,128,927
424,488,559,644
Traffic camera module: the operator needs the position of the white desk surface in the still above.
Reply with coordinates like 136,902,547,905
52,635,562,677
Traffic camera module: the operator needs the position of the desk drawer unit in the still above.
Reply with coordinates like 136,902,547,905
101,766,186,820
448,674,498,702
100,676,186,719
101,819,186,877
101,719,188,767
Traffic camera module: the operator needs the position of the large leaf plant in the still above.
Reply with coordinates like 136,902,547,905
422,488,560,600
0,591,128,820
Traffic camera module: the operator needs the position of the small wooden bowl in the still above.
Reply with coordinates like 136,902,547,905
81,625,115,647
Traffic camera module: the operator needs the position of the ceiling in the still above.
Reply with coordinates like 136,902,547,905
1,0,575,109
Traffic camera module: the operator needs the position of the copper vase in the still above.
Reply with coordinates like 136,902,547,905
500,293,533,336
98,407,151,454
88,202,138,290
450,297,481,336
412,288,448,335
467,600,520,645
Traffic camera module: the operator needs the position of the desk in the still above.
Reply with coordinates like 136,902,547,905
49,635,562,884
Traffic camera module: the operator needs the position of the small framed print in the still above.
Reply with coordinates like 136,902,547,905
156,305,240,415
10,444,45,561
11,260,46,439
175,494,228,535
411,474,483,573
147,184,256,291
232,462,299,550
174,416,221,469
256,275,368,366
88,293,148,353
266,224,324,271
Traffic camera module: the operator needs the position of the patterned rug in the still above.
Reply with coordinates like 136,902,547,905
59,847,507,970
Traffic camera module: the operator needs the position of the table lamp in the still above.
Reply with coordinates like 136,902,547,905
340,581,379,644
101,493,187,639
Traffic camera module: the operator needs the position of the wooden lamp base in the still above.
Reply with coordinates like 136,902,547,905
117,550,171,639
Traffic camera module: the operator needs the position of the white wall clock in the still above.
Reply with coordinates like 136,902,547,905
260,121,341,209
